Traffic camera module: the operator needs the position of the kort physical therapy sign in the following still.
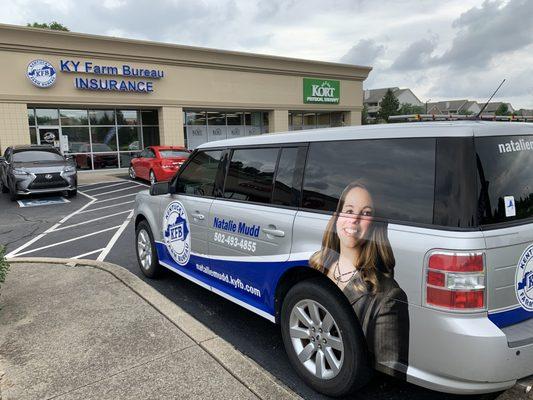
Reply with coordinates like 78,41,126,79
303,78,340,104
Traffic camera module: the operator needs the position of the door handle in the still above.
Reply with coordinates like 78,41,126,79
191,212,205,220
263,228,285,237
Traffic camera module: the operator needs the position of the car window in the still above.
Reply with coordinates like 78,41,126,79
176,150,222,197
272,147,304,207
223,148,279,204
302,138,436,224
146,149,156,158
12,150,64,162
159,150,190,158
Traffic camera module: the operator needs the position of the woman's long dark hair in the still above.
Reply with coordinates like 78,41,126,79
309,181,395,293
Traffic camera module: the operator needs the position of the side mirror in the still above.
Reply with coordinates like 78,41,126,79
150,181,170,196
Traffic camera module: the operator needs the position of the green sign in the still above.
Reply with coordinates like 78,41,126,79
303,78,340,104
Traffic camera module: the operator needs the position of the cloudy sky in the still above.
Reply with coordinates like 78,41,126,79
1,0,532,108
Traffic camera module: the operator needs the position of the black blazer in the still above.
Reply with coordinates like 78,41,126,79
342,273,410,378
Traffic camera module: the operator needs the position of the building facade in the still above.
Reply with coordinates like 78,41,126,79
363,87,423,120
0,24,370,170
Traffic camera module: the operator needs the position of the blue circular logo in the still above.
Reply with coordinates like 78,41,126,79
26,59,56,88
163,201,191,266
516,244,533,311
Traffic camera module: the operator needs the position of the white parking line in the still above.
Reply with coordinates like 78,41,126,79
94,193,138,204
78,200,135,214
15,226,121,256
96,186,143,196
78,180,123,188
50,210,133,232
82,181,132,192
97,210,135,261
71,248,106,259
6,197,97,258
127,179,150,188
78,190,97,201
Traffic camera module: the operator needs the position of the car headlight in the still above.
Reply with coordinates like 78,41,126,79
64,166,76,173
12,168,30,176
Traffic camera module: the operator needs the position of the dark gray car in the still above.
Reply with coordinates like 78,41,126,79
0,145,77,201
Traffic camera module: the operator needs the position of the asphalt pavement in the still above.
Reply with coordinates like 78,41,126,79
0,174,522,400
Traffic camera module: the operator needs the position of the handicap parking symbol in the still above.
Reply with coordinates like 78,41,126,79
17,197,70,208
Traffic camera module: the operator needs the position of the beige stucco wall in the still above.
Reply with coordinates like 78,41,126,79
0,103,30,152
0,24,370,149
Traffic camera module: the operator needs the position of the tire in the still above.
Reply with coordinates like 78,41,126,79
0,178,8,193
9,184,17,201
129,166,136,180
280,278,372,397
149,170,156,185
66,189,77,198
135,220,160,278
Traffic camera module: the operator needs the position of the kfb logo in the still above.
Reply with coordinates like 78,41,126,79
26,60,57,88
163,201,191,266
516,244,533,311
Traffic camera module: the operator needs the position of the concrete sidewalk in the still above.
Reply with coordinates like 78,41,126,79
0,259,299,400
78,169,130,185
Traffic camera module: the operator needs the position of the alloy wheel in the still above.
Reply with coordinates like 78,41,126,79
137,229,152,270
289,299,344,380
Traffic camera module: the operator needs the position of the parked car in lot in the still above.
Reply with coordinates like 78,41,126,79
0,145,77,201
134,121,533,397
129,146,191,185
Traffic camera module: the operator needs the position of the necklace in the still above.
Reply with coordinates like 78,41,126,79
333,261,358,283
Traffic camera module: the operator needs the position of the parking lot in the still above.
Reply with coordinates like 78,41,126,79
5,179,147,260
0,176,504,400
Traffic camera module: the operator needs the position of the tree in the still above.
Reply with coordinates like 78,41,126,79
362,104,369,125
397,103,424,115
495,103,510,116
27,22,69,31
377,89,400,122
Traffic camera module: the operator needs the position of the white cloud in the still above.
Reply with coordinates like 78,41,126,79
0,0,531,108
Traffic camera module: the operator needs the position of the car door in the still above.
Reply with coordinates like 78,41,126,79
142,148,156,180
156,149,224,288
207,146,305,315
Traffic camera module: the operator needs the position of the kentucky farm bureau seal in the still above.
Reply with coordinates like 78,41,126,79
516,244,533,311
26,59,57,88
163,201,191,266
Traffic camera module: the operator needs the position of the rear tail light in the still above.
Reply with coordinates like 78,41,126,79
161,160,176,169
425,251,486,311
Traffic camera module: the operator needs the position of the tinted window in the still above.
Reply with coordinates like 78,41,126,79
13,150,63,162
272,147,304,207
302,139,435,224
145,149,156,158
224,148,278,204
433,137,477,228
177,150,222,197
159,150,190,158
476,135,533,226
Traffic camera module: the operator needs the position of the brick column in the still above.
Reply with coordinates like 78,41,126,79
268,109,289,133
158,106,184,146
0,103,30,153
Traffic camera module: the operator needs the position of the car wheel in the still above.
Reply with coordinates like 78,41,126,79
0,179,8,193
280,278,372,397
129,166,136,180
149,170,156,185
9,184,18,201
66,189,77,198
136,220,160,278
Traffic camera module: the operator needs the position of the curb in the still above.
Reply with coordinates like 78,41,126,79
7,257,301,400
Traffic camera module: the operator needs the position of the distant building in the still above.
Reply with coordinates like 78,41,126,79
481,102,515,115
426,100,481,115
363,87,423,120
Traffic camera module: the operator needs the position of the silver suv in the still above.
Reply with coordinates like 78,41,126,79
134,121,533,396
0,145,77,201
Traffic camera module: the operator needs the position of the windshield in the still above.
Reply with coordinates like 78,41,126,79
159,150,190,158
476,135,533,226
13,150,64,162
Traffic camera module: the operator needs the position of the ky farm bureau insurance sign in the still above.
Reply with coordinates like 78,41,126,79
26,58,164,93
303,78,340,104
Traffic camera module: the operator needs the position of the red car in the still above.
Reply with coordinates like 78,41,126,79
129,146,191,184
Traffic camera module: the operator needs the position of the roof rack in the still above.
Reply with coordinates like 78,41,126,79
388,114,533,123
